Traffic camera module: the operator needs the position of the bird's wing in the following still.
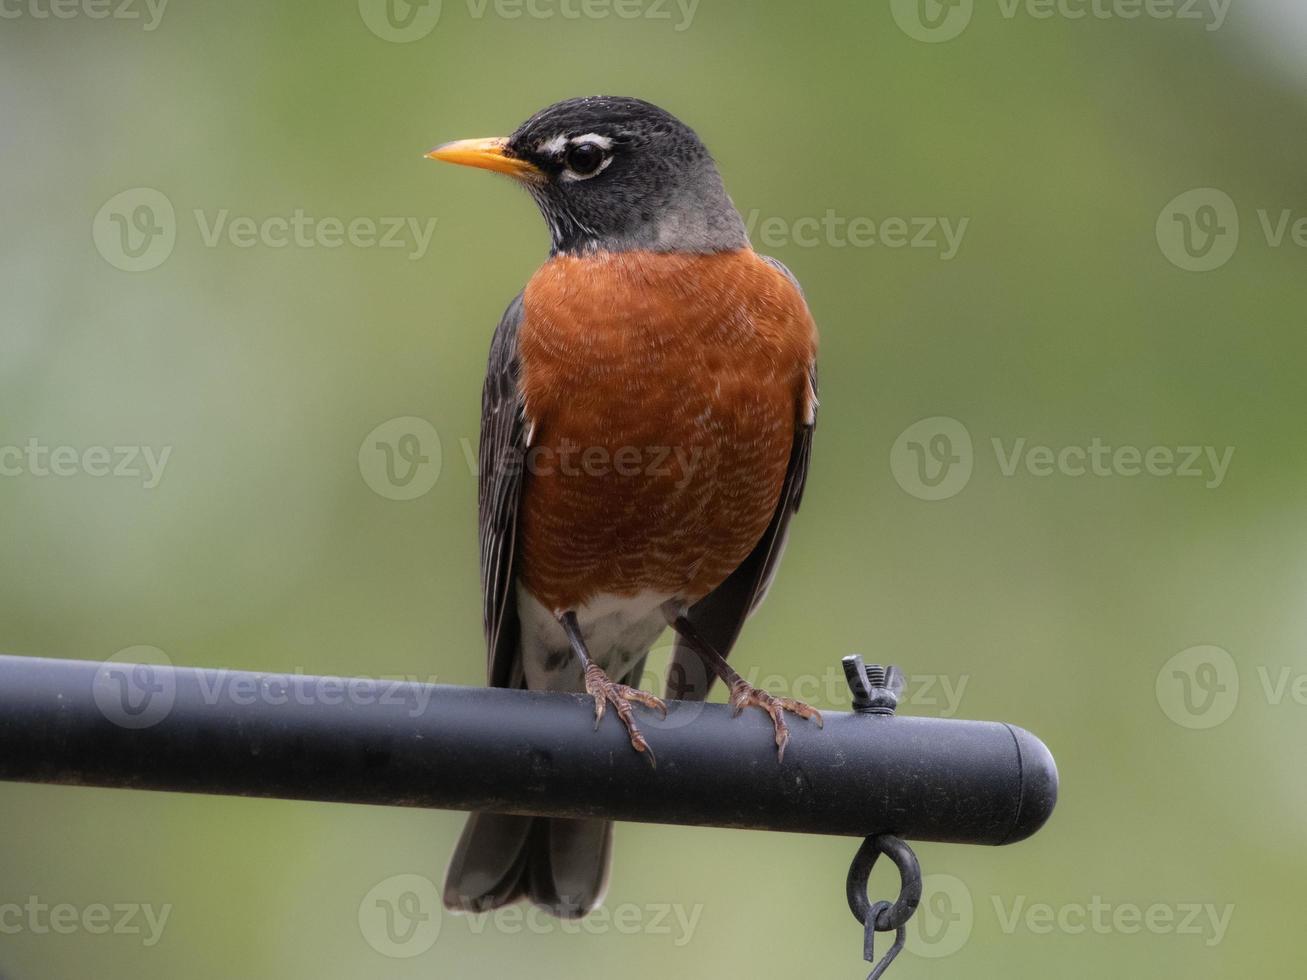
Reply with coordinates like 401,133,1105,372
480,292,529,688
664,257,817,701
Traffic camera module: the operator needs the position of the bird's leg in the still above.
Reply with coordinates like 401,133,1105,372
668,612,823,762
558,611,666,766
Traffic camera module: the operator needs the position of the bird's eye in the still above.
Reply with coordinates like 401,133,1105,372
564,142,606,177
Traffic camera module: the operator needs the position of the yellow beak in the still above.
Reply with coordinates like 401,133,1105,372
425,137,542,180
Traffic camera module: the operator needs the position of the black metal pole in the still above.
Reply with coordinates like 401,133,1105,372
0,654,1056,844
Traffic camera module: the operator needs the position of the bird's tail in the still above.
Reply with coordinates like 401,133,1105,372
442,812,613,918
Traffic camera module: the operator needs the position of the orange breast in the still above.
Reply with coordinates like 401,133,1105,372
516,248,816,612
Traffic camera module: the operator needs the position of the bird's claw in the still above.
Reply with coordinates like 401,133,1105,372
584,664,666,767
728,681,823,762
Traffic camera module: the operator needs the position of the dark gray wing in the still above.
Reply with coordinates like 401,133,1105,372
665,257,817,701
480,293,528,689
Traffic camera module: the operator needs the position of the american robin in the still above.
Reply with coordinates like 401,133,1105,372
429,96,820,918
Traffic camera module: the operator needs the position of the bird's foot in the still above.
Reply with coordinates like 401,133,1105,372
583,663,667,766
728,681,824,762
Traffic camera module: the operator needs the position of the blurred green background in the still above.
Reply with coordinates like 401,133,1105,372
2,0,1305,976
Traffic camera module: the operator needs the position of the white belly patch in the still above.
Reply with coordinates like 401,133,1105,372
517,586,672,693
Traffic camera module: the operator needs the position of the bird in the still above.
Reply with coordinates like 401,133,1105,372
428,96,820,919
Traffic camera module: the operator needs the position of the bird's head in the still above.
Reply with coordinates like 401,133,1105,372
427,96,747,256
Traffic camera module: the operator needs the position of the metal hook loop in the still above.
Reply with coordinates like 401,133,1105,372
861,902,906,980
846,834,923,979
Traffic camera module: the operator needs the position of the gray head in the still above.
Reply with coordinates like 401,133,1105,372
428,96,748,256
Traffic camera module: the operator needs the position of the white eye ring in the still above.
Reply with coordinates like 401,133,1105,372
561,141,612,182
